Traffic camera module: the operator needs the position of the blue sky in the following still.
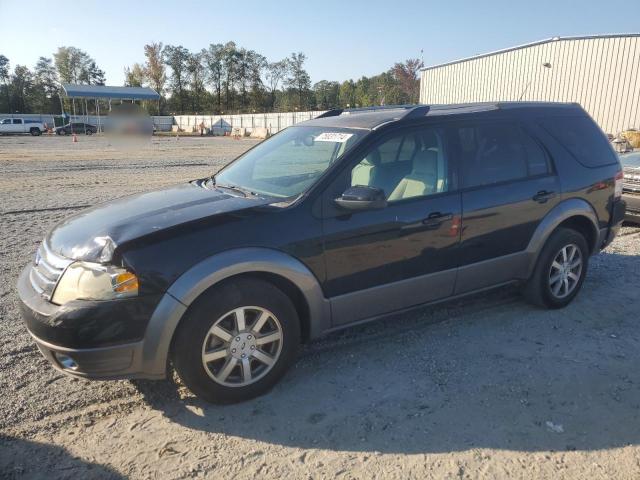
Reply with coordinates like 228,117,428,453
0,0,637,85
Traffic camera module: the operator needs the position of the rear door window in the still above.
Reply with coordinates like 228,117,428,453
539,115,617,167
457,123,527,187
12,119,22,124
456,122,551,188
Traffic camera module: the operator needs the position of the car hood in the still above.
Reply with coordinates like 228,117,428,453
47,181,277,262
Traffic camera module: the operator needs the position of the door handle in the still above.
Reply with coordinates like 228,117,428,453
423,212,453,228
532,190,556,203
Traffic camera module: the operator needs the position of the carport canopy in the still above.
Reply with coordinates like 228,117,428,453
61,84,160,100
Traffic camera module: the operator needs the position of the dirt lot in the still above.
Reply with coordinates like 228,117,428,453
1,135,640,479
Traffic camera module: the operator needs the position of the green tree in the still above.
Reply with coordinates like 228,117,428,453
53,46,104,85
144,42,166,114
285,52,311,110
10,65,35,113
313,80,339,109
202,43,224,113
221,41,240,112
354,76,372,107
163,44,190,112
242,50,266,112
265,59,288,111
0,55,10,112
338,80,356,108
86,61,106,85
34,57,60,113
186,52,205,113
124,63,146,87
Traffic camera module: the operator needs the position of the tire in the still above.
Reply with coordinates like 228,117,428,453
523,227,589,308
30,128,41,136
171,278,301,403
86,129,93,135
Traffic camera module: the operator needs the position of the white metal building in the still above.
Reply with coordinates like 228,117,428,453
420,34,640,134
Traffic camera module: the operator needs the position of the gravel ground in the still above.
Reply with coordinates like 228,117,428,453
1,134,640,479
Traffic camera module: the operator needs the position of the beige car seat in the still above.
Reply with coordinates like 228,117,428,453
351,149,381,187
388,149,438,201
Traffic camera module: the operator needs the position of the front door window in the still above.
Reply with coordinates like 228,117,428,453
350,129,449,201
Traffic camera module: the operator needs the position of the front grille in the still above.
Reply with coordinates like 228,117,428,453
29,242,73,301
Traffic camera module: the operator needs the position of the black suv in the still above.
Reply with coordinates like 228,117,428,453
17,103,626,403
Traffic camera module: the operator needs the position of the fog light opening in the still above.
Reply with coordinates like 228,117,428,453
54,352,78,370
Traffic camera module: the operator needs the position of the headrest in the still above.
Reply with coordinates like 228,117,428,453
412,149,438,176
421,131,439,150
363,149,381,166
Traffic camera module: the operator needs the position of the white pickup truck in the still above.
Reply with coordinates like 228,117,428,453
0,118,47,135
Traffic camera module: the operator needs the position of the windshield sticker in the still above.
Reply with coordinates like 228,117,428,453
314,132,353,143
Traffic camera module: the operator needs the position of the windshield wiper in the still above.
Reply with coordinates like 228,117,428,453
216,182,263,198
210,174,261,197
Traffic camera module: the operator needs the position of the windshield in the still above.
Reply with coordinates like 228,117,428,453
214,126,363,198
620,152,640,168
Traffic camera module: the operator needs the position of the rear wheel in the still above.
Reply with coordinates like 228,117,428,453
86,129,93,135
171,278,301,403
30,128,41,136
524,227,589,308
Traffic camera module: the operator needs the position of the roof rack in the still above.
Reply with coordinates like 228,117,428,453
401,105,430,119
316,104,428,119
315,109,343,118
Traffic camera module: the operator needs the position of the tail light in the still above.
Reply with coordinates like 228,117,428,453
614,171,623,199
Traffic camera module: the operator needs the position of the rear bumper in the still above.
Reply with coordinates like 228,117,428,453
623,192,640,223
599,199,626,250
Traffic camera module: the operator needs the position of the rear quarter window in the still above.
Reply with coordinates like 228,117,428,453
539,115,617,168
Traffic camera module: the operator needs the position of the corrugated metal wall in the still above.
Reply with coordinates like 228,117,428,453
420,35,640,134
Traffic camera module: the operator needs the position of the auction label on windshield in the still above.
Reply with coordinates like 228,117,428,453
315,132,353,143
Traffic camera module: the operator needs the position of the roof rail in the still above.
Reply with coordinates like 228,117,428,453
315,109,343,118
401,105,430,120
341,104,416,114
316,105,419,118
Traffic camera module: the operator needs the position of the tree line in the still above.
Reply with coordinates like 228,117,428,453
0,43,422,116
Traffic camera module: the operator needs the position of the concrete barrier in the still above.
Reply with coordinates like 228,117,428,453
250,127,269,139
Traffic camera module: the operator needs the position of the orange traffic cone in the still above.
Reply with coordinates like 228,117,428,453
72,133,78,143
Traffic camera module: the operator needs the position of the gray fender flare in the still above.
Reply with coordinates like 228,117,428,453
523,198,599,278
140,248,330,377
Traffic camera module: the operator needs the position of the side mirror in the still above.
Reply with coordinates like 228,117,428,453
334,185,387,211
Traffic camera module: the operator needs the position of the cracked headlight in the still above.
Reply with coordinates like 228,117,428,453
51,262,139,305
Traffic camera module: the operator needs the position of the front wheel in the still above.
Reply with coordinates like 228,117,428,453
171,278,301,403
523,227,589,308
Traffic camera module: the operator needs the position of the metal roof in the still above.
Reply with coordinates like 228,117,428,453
421,33,640,72
61,84,160,100
299,102,581,130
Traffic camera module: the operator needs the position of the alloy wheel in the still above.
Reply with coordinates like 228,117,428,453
548,243,583,299
201,306,283,387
